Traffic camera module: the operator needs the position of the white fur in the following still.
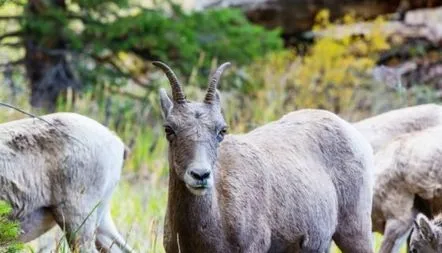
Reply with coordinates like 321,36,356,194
354,104,442,153
0,112,133,253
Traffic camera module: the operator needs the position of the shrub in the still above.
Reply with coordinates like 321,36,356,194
83,4,284,88
0,201,22,253
19,1,283,90
229,10,392,124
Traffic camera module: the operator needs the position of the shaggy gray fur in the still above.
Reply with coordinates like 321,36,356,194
0,113,133,253
372,125,442,253
155,62,375,253
353,104,442,153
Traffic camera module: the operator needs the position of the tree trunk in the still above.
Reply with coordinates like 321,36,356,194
24,0,77,111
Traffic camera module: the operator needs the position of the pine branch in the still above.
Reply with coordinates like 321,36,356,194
0,42,22,48
92,54,151,89
106,86,147,101
0,15,23,21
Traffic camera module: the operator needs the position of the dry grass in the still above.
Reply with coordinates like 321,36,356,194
0,81,412,252
0,6,432,252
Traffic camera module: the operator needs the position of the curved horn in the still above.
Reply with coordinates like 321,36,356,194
152,61,186,103
204,62,231,104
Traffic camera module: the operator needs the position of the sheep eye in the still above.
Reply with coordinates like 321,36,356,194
164,126,175,139
216,127,228,142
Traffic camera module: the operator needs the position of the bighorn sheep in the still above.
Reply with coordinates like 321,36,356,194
409,213,442,253
0,112,133,252
372,125,442,253
154,61,374,253
353,104,442,153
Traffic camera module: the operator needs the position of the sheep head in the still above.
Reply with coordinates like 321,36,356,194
153,61,231,196
409,213,442,253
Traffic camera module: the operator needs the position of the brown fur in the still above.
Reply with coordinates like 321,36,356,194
156,62,375,253
6,127,64,152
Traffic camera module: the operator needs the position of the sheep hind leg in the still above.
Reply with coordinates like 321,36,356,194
96,210,134,253
96,234,118,253
51,203,100,253
378,218,413,253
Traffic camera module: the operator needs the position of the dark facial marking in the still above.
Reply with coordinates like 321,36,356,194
195,111,202,119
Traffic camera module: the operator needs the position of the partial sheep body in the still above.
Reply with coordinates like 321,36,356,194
372,125,442,253
155,62,374,253
353,104,442,153
0,112,132,252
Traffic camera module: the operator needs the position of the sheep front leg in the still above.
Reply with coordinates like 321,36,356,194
379,218,413,253
52,203,100,253
240,224,271,253
244,233,271,253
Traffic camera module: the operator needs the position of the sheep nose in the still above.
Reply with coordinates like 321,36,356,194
189,169,211,181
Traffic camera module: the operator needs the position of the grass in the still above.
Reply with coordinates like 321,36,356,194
111,182,406,253
0,84,413,253
27,182,404,252
0,11,434,251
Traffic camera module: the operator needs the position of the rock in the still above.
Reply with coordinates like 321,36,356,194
198,0,442,35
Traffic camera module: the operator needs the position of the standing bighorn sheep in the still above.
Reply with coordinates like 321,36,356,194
0,113,133,252
154,61,375,253
353,104,442,153
372,125,442,253
409,213,442,253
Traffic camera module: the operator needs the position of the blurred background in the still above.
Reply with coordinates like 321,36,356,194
0,0,441,252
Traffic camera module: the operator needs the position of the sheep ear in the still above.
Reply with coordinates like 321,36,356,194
215,90,221,105
413,219,419,228
417,214,435,241
159,88,173,118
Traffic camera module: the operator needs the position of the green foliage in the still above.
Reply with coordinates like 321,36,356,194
0,201,22,253
17,0,283,90
0,4,432,252
72,0,129,9
93,6,282,81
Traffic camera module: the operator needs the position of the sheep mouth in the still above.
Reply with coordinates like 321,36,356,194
186,183,209,190
186,184,210,195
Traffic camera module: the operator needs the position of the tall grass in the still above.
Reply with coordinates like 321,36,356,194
0,73,418,252
0,11,439,253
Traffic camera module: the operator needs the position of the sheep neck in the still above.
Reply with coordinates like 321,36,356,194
167,166,225,251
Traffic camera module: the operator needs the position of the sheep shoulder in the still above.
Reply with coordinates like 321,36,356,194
374,125,442,201
354,104,442,152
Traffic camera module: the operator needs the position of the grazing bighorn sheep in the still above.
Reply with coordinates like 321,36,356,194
372,125,442,253
353,104,442,153
409,213,442,253
154,61,375,253
0,113,133,253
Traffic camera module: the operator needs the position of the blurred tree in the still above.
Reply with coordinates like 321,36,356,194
0,0,283,110
24,0,76,110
